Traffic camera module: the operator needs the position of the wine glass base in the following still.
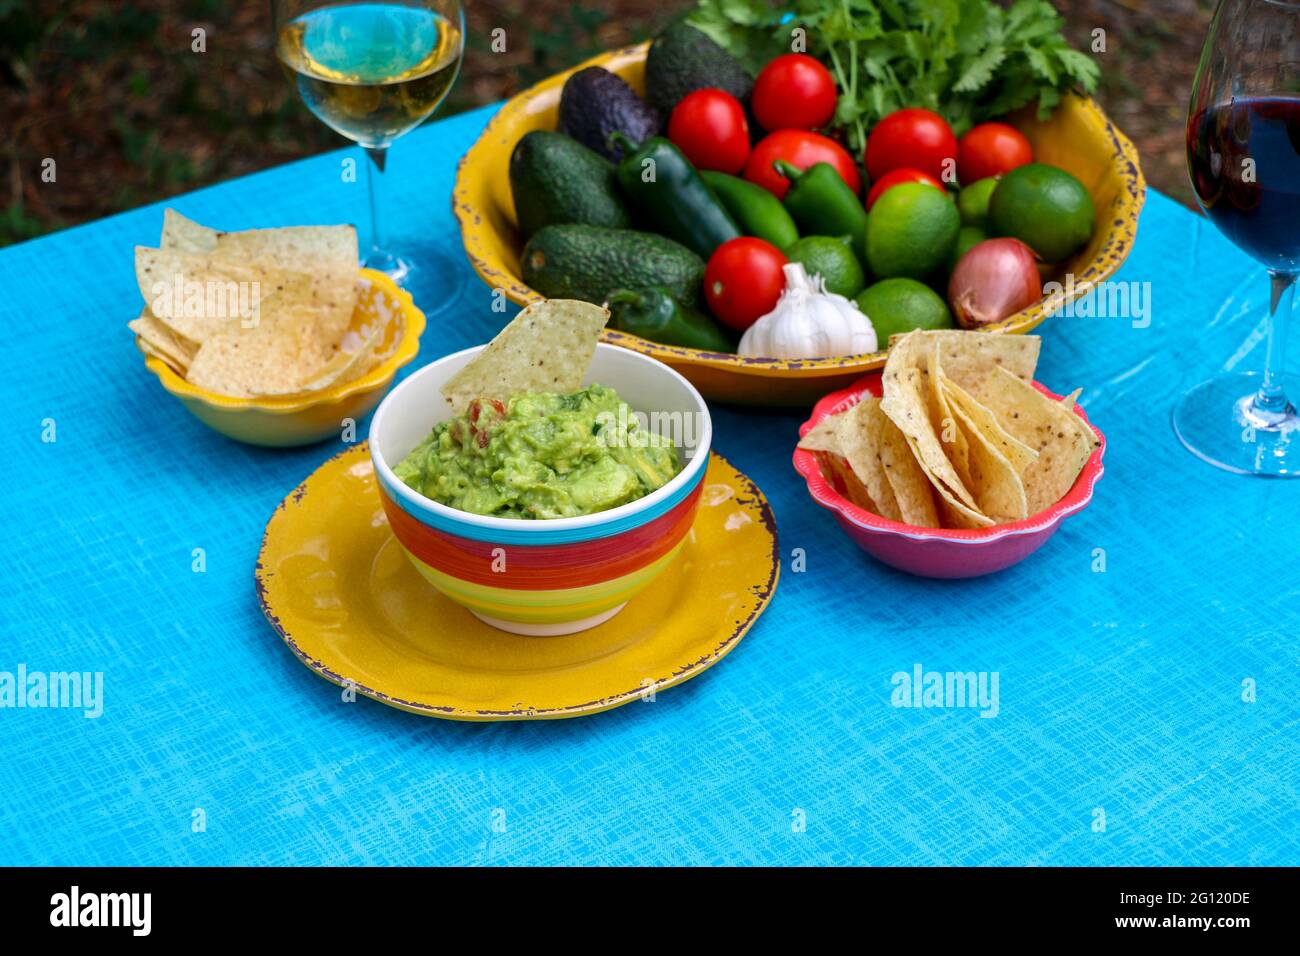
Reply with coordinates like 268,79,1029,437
361,245,467,319
1173,371,1300,477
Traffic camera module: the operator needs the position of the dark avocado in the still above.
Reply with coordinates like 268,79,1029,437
521,225,705,307
509,131,631,239
645,20,754,116
557,67,661,162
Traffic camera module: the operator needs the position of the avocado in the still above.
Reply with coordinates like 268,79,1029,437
522,225,705,307
558,67,661,162
645,21,754,116
509,131,631,239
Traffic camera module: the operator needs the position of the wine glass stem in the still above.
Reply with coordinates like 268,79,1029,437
1254,271,1297,417
363,145,389,257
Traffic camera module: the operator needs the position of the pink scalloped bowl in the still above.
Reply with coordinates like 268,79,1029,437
793,372,1106,578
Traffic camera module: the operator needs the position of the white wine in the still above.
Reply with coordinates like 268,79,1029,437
277,3,463,148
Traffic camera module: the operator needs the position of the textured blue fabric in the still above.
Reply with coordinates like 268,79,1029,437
1,104,1297,866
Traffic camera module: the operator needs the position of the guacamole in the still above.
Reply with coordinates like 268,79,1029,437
393,384,682,519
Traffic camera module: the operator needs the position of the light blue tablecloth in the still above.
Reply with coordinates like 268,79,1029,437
1,104,1296,866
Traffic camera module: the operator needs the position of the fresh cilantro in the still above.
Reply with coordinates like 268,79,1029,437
686,0,1100,151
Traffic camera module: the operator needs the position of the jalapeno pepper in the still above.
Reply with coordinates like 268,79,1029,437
609,132,741,259
774,160,868,255
606,287,735,352
699,170,800,251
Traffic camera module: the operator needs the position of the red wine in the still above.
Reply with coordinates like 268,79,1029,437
1187,95,1300,272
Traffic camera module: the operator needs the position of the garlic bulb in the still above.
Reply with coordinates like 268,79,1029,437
738,263,878,359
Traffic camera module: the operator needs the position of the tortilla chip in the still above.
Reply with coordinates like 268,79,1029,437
277,322,385,395
936,498,997,529
162,211,357,270
881,366,980,513
798,417,843,455
129,309,197,370
888,329,1040,387
947,396,1028,523
798,412,877,510
135,336,191,374
837,399,902,522
441,299,609,414
967,367,1099,514
161,209,218,254
820,452,877,512
878,415,939,527
187,327,317,397
135,247,357,346
902,434,995,529
213,224,358,276
941,375,1039,475
933,332,1040,386
925,338,972,490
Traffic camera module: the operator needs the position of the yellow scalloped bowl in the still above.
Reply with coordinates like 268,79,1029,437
137,268,426,447
454,42,1146,405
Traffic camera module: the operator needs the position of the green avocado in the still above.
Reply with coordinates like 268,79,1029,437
509,131,632,239
645,20,754,116
521,225,705,307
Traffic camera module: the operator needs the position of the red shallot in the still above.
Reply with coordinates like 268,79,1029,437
948,238,1042,328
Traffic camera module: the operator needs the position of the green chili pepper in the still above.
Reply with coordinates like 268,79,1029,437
774,160,868,255
606,287,734,352
609,132,741,259
699,170,800,250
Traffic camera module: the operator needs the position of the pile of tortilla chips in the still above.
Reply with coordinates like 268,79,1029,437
799,330,1099,529
129,210,398,398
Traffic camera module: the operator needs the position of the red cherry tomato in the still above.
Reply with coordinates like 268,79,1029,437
752,54,837,131
865,167,946,210
864,108,958,185
704,237,788,331
957,122,1033,184
743,129,861,199
667,88,751,174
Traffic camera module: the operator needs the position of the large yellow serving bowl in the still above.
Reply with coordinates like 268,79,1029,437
454,43,1146,405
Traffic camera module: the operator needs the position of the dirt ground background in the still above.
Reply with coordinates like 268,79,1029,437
1,0,1212,247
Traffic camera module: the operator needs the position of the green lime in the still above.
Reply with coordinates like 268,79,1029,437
854,277,954,341
956,177,998,228
947,225,987,272
988,163,1095,263
864,183,960,280
785,235,866,298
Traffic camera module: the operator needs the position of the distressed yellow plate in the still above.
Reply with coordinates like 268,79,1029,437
255,444,779,720
453,43,1146,405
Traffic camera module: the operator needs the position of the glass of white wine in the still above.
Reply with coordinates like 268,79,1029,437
273,0,465,287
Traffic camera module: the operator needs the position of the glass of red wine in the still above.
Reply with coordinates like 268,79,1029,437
1181,0,1300,476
